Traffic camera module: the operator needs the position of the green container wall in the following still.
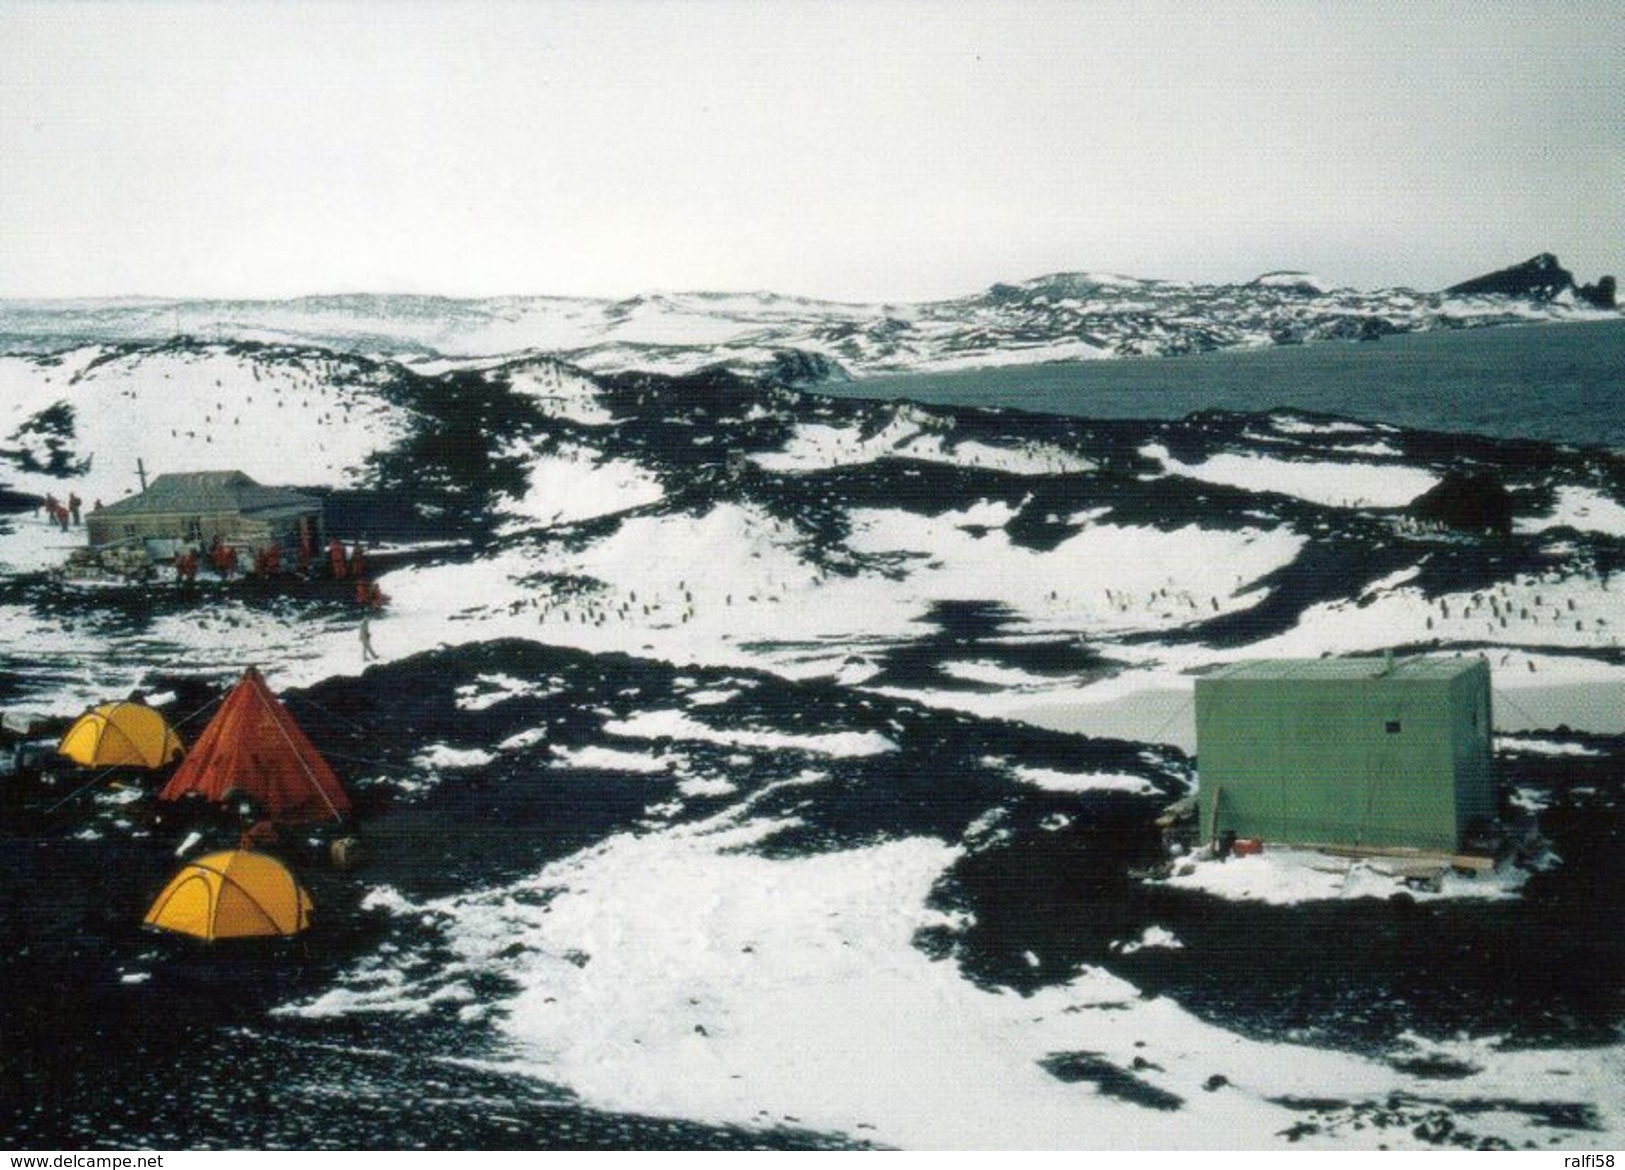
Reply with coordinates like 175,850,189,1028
1449,666,1498,832
1194,658,1494,852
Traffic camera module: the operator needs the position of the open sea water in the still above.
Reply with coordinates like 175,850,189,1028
839,318,1625,448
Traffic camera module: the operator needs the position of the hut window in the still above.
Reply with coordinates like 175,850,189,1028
1385,720,1402,734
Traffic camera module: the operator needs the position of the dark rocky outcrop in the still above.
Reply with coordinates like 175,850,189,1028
1578,275,1616,309
762,348,851,388
1447,253,1575,301
1448,253,1616,308
1407,471,1515,535
1318,314,1402,342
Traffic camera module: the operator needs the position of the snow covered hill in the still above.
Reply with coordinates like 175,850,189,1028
1,255,1617,381
6,336,1625,726
2,337,1623,1150
0,339,415,507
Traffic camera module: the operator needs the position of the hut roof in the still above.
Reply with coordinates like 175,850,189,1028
1202,656,1483,684
96,471,319,521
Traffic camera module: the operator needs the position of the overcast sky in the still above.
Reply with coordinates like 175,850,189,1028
1,0,1619,301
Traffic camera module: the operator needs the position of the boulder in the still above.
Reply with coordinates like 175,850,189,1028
1407,471,1515,535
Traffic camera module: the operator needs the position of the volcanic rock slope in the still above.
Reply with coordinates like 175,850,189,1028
1,338,1623,1150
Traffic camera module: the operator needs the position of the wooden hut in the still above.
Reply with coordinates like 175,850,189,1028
87,471,324,558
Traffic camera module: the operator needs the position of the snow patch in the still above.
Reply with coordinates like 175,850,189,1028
1113,926,1184,954
756,412,1093,477
1159,847,1529,905
605,709,896,758
1140,442,1438,509
549,744,677,774
992,759,1158,795
454,673,549,711
412,744,496,770
1515,486,1625,538
498,441,665,529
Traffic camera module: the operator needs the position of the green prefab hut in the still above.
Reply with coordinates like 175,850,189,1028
1194,656,1495,853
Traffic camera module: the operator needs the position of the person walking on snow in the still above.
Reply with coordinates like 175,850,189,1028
359,613,379,662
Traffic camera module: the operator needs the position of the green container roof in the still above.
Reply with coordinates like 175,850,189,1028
1201,656,1484,683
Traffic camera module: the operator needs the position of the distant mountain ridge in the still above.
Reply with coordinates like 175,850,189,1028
0,254,1615,382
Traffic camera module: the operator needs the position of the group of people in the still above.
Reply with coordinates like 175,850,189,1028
165,528,389,664
326,537,365,580
171,533,387,610
328,537,387,608
172,538,248,582
40,492,88,531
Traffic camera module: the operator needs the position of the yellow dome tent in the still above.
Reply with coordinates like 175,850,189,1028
58,701,185,770
143,850,313,941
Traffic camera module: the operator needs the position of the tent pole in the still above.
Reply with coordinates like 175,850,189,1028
255,675,345,822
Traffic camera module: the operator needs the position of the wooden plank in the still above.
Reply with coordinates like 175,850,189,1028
1314,842,1498,873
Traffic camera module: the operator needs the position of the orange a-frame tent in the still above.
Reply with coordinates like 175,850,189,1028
157,666,351,824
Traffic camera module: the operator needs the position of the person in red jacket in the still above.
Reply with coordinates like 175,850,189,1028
348,541,366,581
328,538,348,579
